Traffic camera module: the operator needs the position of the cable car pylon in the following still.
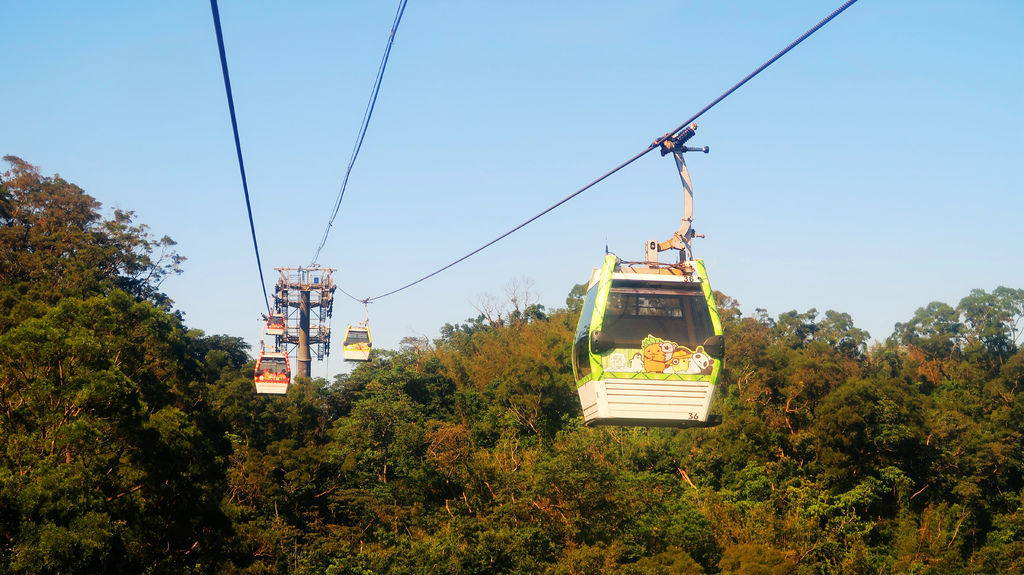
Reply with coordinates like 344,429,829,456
272,265,336,381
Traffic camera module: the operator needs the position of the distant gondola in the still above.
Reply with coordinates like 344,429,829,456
254,350,290,394
264,313,286,336
342,325,371,362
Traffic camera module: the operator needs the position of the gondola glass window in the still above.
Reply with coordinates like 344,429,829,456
262,358,288,375
603,283,715,350
572,283,602,380
346,330,369,344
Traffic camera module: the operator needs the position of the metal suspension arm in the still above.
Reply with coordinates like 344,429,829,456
645,124,709,263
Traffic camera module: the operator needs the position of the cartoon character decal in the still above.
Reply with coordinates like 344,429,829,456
629,352,644,372
614,335,713,375
257,370,290,384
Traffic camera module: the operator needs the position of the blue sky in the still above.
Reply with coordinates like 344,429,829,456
3,1,1022,380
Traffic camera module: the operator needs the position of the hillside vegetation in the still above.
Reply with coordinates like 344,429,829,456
2,157,1023,574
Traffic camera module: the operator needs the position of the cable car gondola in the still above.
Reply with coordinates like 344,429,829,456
572,254,723,427
571,125,724,427
254,350,291,394
264,312,286,336
342,324,371,362
342,303,372,362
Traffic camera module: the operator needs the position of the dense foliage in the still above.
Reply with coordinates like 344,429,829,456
2,157,1024,574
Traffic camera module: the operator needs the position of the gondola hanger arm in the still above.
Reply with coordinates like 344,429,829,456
359,299,370,328
646,124,709,263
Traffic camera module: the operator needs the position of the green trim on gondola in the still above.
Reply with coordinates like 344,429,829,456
585,254,618,386
693,259,722,334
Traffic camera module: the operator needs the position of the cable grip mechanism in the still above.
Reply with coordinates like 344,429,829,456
658,123,710,156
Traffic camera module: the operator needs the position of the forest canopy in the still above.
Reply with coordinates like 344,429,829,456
1,157,1023,574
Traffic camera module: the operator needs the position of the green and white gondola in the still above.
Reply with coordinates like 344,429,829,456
572,254,724,427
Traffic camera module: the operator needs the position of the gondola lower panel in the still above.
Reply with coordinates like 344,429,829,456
577,374,719,428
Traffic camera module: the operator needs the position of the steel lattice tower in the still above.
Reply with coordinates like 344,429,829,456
272,266,336,379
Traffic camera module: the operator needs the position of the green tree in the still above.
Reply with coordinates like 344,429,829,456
717,543,796,575
565,283,587,314
891,301,962,359
958,287,1024,363
810,377,925,490
816,310,870,359
0,294,233,574
0,156,184,330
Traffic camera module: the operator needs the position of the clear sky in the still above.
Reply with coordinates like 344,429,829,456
3,1,1022,380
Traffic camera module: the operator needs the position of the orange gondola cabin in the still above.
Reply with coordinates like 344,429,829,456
264,313,286,336
254,350,290,394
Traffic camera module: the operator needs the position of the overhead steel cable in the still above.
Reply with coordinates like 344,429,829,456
311,0,410,266
209,0,271,312
366,152,650,301
359,0,860,303
655,0,860,147
336,283,367,305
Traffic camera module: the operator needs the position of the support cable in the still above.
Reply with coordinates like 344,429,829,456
360,0,859,303
336,283,365,304
311,0,410,266
654,0,860,148
210,0,271,312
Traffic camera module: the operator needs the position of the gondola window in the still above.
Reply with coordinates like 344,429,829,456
603,284,714,349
